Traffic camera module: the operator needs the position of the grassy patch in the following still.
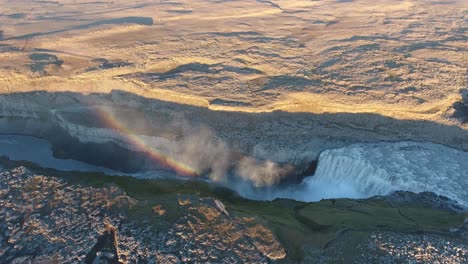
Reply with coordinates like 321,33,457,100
297,198,465,233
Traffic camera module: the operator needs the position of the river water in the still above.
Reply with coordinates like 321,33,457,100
0,134,121,174
1,134,467,206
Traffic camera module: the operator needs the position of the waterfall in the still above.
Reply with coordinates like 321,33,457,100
297,141,468,205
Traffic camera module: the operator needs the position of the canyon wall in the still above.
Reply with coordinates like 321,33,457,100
0,90,467,178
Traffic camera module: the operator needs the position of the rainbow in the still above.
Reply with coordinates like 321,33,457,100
93,106,199,177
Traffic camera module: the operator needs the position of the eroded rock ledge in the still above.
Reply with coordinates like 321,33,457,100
0,90,467,177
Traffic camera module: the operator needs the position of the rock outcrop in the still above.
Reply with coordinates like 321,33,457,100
0,167,285,263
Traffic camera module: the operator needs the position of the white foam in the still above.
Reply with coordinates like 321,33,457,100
276,141,468,206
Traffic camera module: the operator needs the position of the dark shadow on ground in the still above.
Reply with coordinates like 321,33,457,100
0,90,466,177
3,16,153,40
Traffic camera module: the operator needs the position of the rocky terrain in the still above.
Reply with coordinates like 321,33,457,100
0,166,285,263
0,0,467,263
0,160,467,263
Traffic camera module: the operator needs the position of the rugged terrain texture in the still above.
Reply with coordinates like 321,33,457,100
0,162,467,263
1,90,467,173
0,0,466,118
0,166,285,263
0,1,467,262
0,0,467,174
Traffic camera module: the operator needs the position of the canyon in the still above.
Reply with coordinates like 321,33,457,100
0,0,467,262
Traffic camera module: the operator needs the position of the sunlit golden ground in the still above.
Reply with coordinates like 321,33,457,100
0,0,466,126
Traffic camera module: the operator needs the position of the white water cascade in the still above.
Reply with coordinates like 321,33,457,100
290,141,468,205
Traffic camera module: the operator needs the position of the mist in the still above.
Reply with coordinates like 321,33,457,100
151,118,298,189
